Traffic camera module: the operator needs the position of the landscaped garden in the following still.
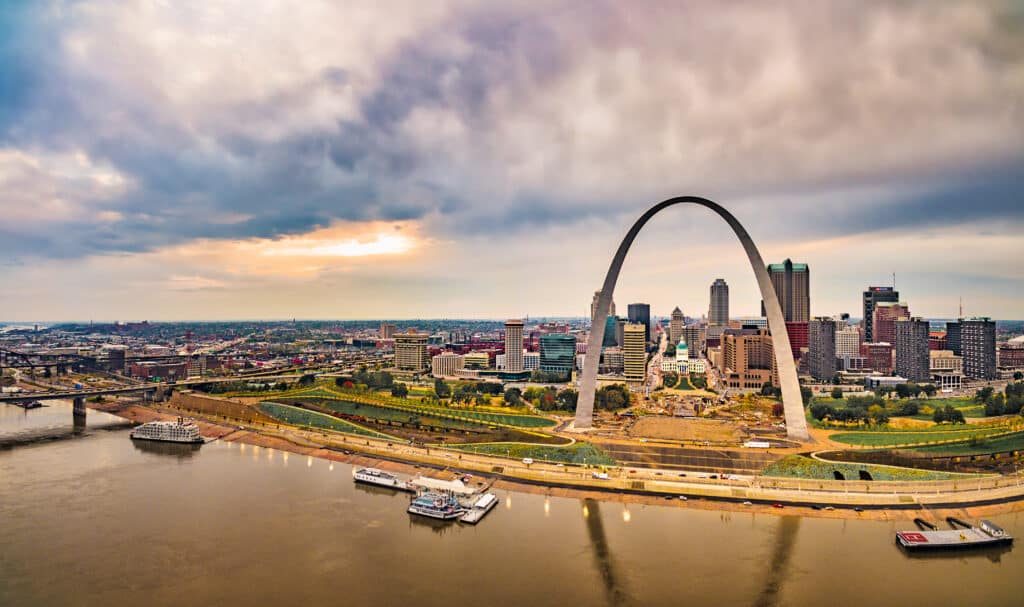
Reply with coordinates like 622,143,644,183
447,441,616,466
906,431,1024,457
761,455,973,481
829,425,1018,447
257,402,401,440
279,385,558,429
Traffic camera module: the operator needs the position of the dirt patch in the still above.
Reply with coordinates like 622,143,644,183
628,416,744,443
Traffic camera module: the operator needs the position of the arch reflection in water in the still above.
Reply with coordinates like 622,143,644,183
581,499,628,606
754,515,801,607
131,439,202,459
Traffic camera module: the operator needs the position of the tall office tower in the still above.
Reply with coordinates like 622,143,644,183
961,318,997,380
602,316,618,348
719,328,777,389
764,259,810,322
862,286,899,342
504,319,524,373
622,323,648,385
683,324,706,358
591,290,616,324
945,320,962,356
394,330,429,371
872,301,911,344
895,317,930,382
808,318,837,381
669,307,684,344
430,352,464,378
627,303,652,343
835,326,863,359
615,317,626,347
539,333,576,377
379,322,396,340
709,279,730,326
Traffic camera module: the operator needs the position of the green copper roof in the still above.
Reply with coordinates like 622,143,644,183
767,259,808,272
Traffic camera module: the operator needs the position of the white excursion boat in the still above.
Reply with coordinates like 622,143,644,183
130,417,203,444
408,492,465,520
354,467,410,491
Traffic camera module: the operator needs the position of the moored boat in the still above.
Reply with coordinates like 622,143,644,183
408,492,465,520
130,417,204,444
354,467,411,491
896,519,1013,552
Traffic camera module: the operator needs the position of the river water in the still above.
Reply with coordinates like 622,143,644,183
2,401,1022,607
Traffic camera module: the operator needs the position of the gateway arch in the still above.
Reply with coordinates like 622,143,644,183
575,196,810,441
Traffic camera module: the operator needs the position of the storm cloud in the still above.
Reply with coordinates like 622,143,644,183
1,0,1022,319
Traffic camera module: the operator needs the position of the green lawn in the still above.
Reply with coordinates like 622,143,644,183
830,427,1011,447
907,431,1024,456
312,399,484,430
761,455,971,481
447,441,616,466
257,402,400,441
676,376,694,390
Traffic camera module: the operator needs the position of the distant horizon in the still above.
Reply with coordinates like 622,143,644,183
5,316,1024,326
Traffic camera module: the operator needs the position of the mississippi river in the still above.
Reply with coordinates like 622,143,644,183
2,401,1021,606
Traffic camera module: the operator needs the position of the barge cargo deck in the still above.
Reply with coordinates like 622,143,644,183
896,519,1012,552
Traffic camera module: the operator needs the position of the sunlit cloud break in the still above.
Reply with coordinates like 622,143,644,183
261,231,415,258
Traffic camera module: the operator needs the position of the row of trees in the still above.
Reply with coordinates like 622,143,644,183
978,383,1024,417
875,382,938,399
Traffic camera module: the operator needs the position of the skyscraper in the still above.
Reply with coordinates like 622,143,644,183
504,319,524,373
622,323,647,385
602,316,618,348
719,328,777,389
961,318,997,380
669,307,684,344
540,333,576,377
862,286,899,342
683,324,706,358
394,330,429,371
946,320,962,356
872,301,910,344
590,291,616,325
709,279,729,326
765,259,810,322
627,303,652,343
808,318,837,381
895,317,930,382
379,322,396,339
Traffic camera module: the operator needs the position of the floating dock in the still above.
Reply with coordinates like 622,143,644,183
459,493,498,525
896,519,1012,552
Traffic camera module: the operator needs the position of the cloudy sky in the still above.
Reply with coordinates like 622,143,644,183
1,0,1022,322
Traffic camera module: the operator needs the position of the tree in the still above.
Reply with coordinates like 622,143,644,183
663,372,679,389
922,384,937,397
434,378,451,399
809,402,835,421
934,405,965,424
556,389,578,411
1014,371,1023,381
595,384,631,410
771,403,785,418
298,374,316,386
690,374,707,389
975,386,995,404
800,386,813,406
504,387,523,406
830,387,844,400
868,405,889,425
391,383,409,398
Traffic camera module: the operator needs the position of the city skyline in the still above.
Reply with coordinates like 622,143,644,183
2,2,1023,321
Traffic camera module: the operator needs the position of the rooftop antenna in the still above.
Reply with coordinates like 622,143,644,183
959,296,964,320
892,272,896,290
